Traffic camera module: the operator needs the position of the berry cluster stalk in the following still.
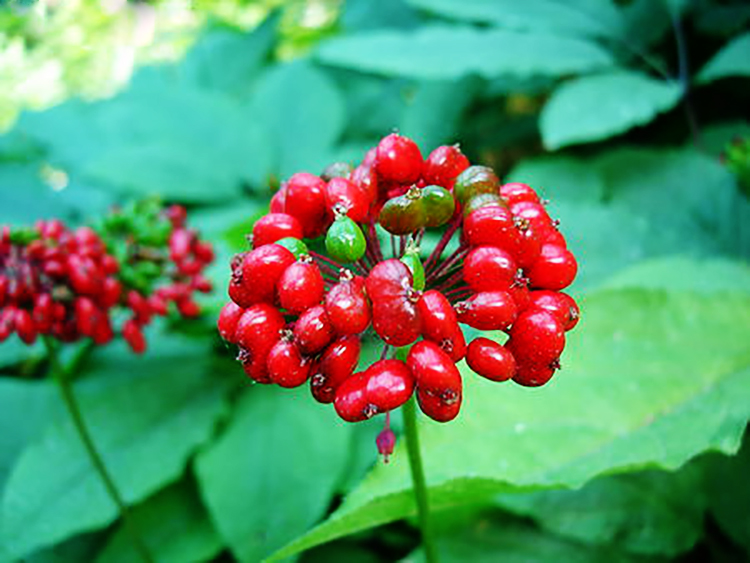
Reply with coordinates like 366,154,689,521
402,396,439,563
42,337,153,563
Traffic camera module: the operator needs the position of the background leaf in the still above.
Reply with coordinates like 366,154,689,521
697,31,750,83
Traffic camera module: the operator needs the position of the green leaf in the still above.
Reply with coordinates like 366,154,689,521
697,32,750,83
196,386,351,563
507,156,606,202
316,26,615,80
541,71,682,149
268,286,750,560
698,120,750,158
496,462,706,556
405,0,624,39
249,60,346,178
703,431,750,553
341,0,422,31
95,481,224,563
407,515,644,563
0,345,230,558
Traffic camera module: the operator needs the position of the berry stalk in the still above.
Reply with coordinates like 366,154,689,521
402,396,439,563
43,337,154,563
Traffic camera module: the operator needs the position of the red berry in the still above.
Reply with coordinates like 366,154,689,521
32,293,53,333
507,309,565,367
241,354,273,384
126,290,152,324
407,341,462,422
514,222,544,269
325,275,371,335
14,309,36,344
463,245,518,292
235,304,285,360
277,259,324,315
284,172,329,238
270,187,286,213
416,388,461,423
217,301,243,343
375,133,423,184
466,337,516,382
528,291,580,331
74,297,98,337
463,205,521,256
455,290,517,330
500,182,540,206
169,228,193,261
123,319,146,354
376,427,396,463
101,278,122,308
177,299,200,318
267,338,311,388
252,213,303,248
294,305,334,355
0,307,14,342
366,260,421,347
423,145,470,188
350,165,379,208
526,244,578,290
513,362,556,387
334,372,370,422
325,177,371,223
238,244,296,306
310,335,361,404
510,201,553,233
365,359,415,412
416,290,466,361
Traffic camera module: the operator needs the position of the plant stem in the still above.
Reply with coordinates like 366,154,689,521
43,337,153,563
402,397,439,563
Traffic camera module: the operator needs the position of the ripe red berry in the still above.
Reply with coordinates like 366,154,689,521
455,290,517,330
277,259,325,315
366,260,421,347
423,145,470,188
333,372,370,422
294,304,334,354
325,177,371,222
507,309,565,367
365,359,415,412
416,290,466,361
267,338,311,388
463,205,521,256
526,244,577,290
235,304,286,358
463,245,518,293
284,172,329,238
252,213,303,248
500,182,540,206
407,341,462,422
513,362,556,387
375,133,423,184
74,297,99,337
14,309,36,344
528,290,580,331
238,244,296,306
310,335,361,404
325,275,371,335
217,301,243,343
349,164,379,207
123,319,146,354
32,293,53,333
466,337,516,382
510,201,553,233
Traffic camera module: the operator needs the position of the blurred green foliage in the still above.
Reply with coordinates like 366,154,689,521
1,0,750,562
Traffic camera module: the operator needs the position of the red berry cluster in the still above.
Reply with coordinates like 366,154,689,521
218,133,579,429
0,202,214,356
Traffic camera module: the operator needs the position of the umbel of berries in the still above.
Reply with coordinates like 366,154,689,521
218,132,579,460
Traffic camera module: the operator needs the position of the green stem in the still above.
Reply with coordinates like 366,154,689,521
43,337,153,563
402,397,439,563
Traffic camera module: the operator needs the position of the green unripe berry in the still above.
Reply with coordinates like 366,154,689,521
400,250,425,291
378,188,426,235
462,193,507,216
453,165,499,205
421,185,455,228
325,216,366,263
275,237,309,259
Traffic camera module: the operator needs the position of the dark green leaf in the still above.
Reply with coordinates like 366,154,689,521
196,385,351,563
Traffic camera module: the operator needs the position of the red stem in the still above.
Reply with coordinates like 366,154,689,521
423,217,461,271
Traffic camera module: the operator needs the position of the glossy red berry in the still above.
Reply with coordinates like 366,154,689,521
325,275,371,335
463,205,521,256
500,182,540,205
310,335,361,404
375,133,423,184
423,145,470,188
416,290,466,361
463,245,518,293
14,309,36,344
325,177,371,223
408,341,462,423
294,304,334,355
278,259,325,315
284,172,329,238
235,304,285,358
466,337,516,382
123,319,145,354
528,290,580,331
217,301,243,343
455,290,517,330
267,338,311,388
507,309,565,367
513,362,556,387
366,260,421,347
526,244,578,290
365,359,415,412
252,213,303,248
237,244,296,306
333,372,370,422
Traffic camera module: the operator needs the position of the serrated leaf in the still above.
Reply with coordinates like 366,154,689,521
268,286,750,560
0,345,230,558
196,386,351,563
697,32,750,83
95,481,223,563
249,60,345,178
316,26,615,80
496,462,706,556
541,71,682,149
406,0,624,39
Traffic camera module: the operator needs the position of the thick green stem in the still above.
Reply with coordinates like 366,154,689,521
43,338,153,563
402,397,439,563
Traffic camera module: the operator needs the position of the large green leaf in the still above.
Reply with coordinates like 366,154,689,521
697,31,750,83
0,343,230,558
540,71,682,149
316,26,614,80
405,0,624,39
196,385,351,563
507,156,606,202
268,282,750,560
249,60,345,178
496,462,706,556
95,481,224,563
